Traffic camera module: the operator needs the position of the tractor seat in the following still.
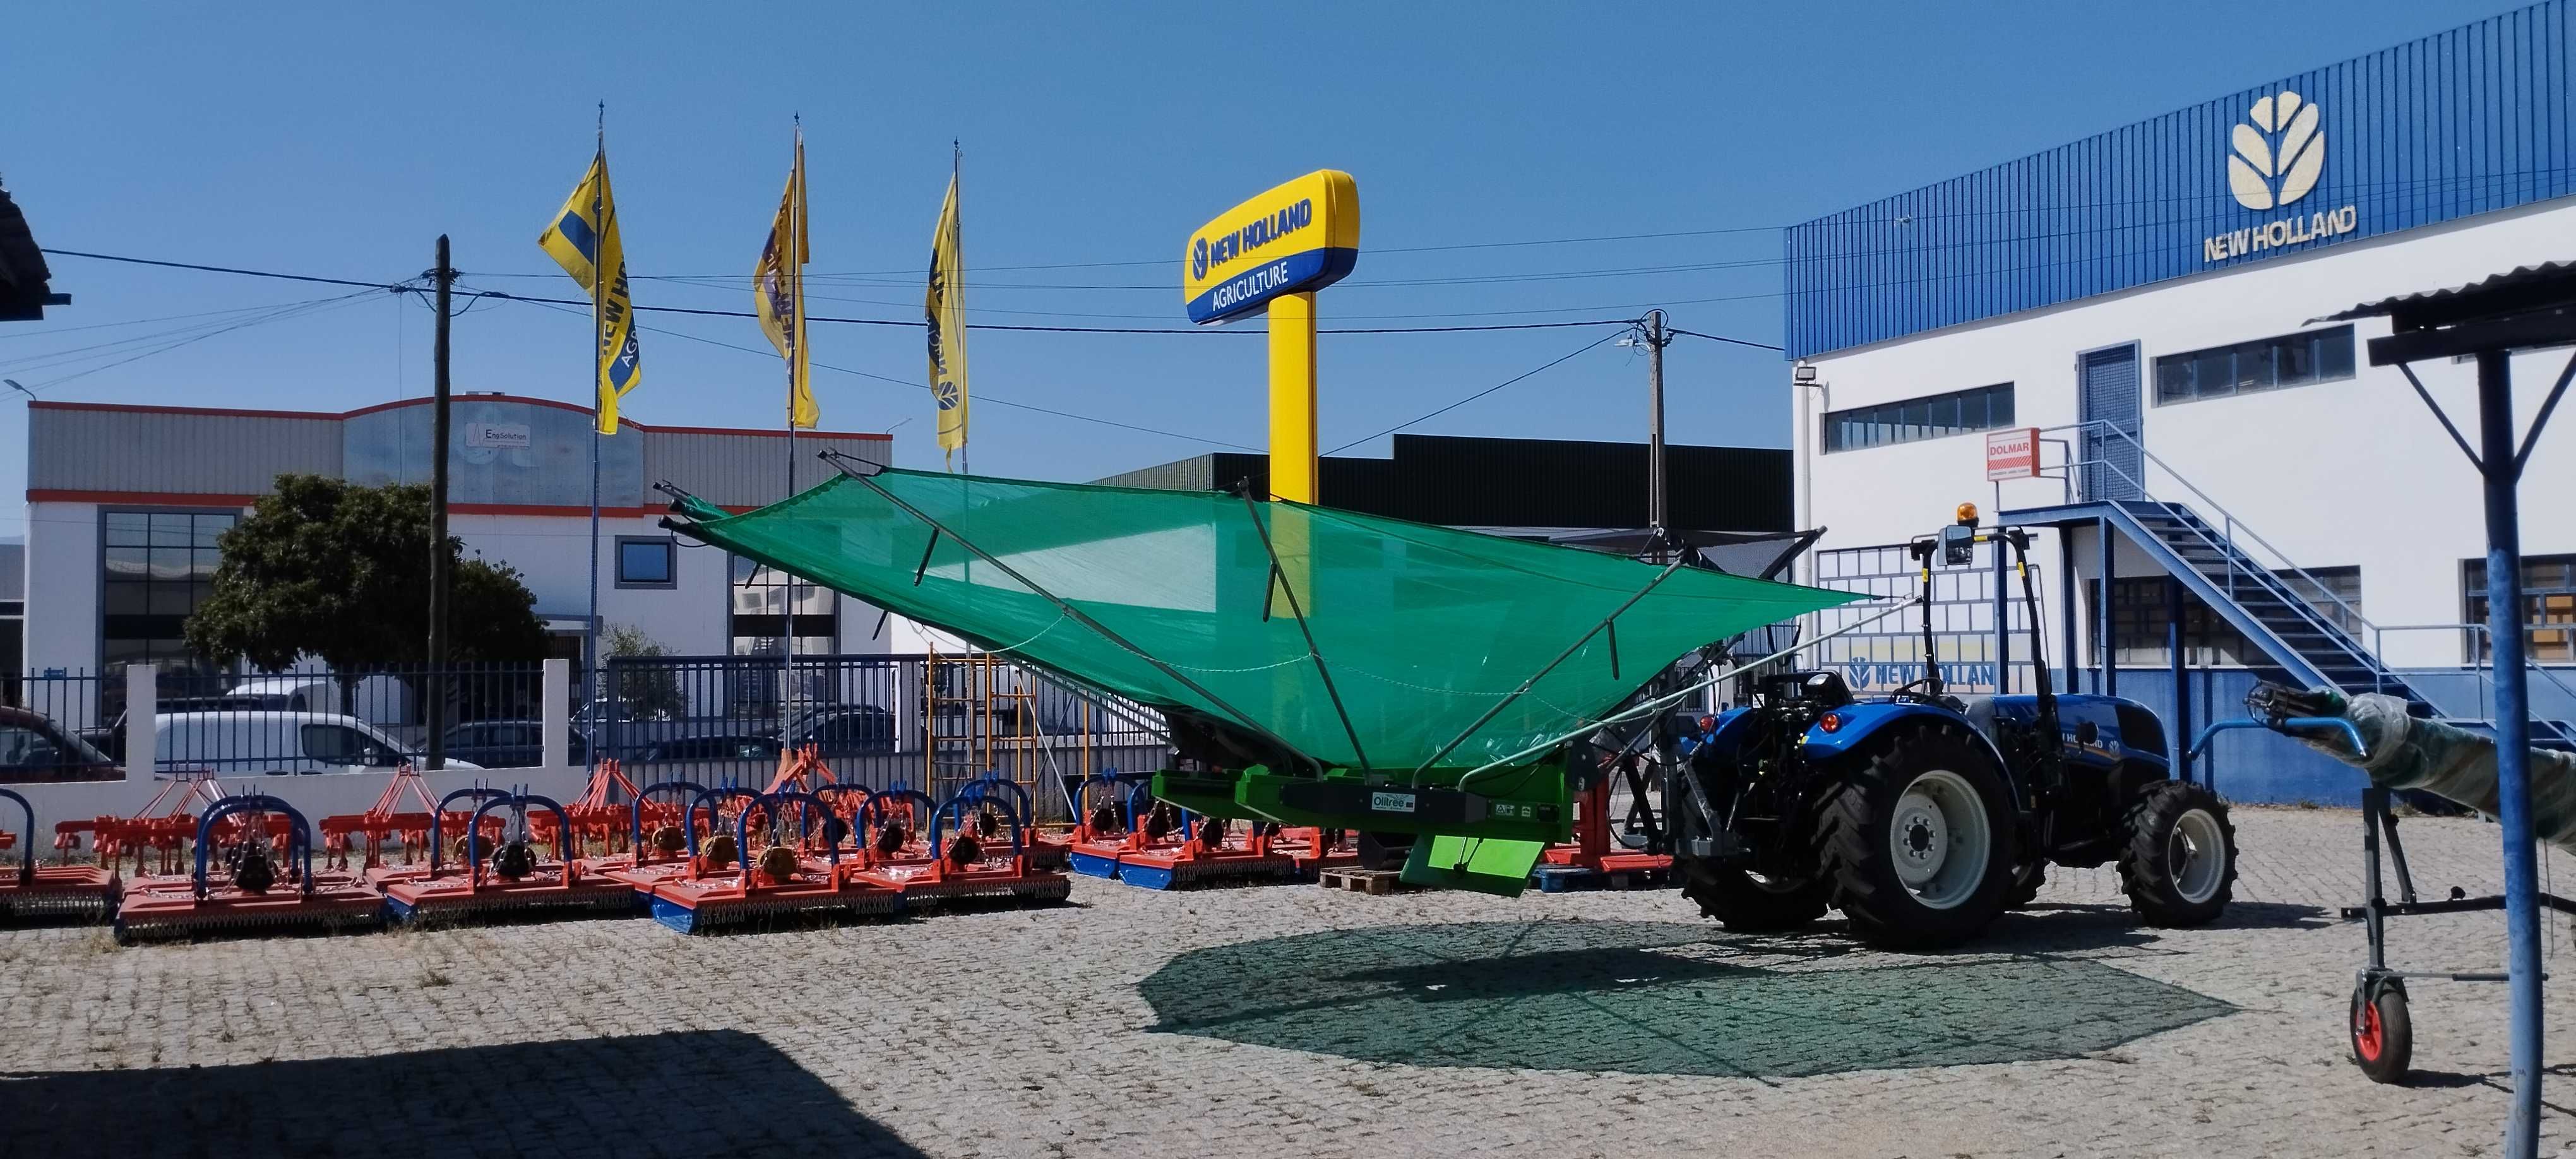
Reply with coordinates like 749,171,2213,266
1957,696,2000,744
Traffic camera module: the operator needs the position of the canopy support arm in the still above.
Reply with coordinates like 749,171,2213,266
1241,492,1372,774
820,451,1321,774
1409,556,1688,781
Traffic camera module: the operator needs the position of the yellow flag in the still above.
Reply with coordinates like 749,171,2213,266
927,174,969,462
537,150,642,435
755,133,816,429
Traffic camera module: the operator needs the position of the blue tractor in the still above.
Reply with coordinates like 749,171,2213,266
1672,508,2239,949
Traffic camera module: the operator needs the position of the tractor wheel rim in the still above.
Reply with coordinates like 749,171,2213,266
1888,769,1989,910
2168,808,2226,905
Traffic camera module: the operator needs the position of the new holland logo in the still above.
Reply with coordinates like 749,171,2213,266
2202,88,2357,264
2227,90,2324,210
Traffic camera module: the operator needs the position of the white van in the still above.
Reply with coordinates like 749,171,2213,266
154,711,482,776
225,674,415,729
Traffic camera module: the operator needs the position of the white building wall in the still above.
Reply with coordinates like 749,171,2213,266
1798,197,2576,672
25,501,105,679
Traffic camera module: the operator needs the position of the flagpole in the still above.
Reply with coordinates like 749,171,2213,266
782,119,800,720
953,139,967,478
585,104,605,739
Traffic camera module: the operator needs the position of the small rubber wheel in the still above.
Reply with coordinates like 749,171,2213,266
1682,862,1830,932
2349,981,2412,1084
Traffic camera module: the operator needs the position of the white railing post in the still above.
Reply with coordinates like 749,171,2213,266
123,663,156,782
542,658,572,771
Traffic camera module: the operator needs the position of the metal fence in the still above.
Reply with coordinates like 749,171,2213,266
6,653,1174,798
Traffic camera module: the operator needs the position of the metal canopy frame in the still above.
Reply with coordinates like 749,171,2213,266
2325,260,2576,1158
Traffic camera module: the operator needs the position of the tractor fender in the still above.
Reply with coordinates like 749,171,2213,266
1678,706,1760,762
1796,702,2024,814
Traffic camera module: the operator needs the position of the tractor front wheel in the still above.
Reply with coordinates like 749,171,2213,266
1813,724,2018,951
1683,862,1830,933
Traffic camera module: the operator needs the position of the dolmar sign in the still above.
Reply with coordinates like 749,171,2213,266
1984,427,2039,480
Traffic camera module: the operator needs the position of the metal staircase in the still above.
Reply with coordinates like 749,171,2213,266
2005,421,2576,748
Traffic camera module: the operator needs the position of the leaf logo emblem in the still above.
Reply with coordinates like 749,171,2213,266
2227,90,2325,211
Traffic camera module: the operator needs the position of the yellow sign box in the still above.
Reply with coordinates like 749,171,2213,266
1183,170,1360,324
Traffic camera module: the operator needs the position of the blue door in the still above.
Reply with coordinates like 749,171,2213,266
2078,345,2143,501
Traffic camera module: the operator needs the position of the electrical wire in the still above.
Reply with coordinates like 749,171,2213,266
3,290,390,389
1666,327,1784,352
496,291,1265,451
1321,328,1628,455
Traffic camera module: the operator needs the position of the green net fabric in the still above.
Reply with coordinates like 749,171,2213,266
670,467,1859,771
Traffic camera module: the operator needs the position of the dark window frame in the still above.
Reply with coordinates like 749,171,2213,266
2463,554,2576,665
614,535,678,590
2153,326,2356,406
1821,383,2015,453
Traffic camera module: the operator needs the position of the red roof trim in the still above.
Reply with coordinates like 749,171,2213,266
32,395,888,439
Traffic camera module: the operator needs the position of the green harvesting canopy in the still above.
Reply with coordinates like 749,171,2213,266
667,466,1859,772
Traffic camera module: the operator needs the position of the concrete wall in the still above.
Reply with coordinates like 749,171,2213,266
1799,198,2576,672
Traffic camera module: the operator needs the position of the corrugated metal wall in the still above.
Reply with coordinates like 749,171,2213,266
644,430,893,509
30,405,340,495
1786,0,2574,359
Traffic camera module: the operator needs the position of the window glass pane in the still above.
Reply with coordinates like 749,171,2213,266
619,540,672,584
1924,395,1961,434
2155,356,2193,403
104,583,148,615
194,515,234,547
150,547,193,581
2233,342,2272,391
1900,400,1929,440
148,583,193,616
1989,386,2013,425
2193,350,2234,398
2318,327,2355,379
148,514,193,547
2275,335,2317,386
1958,389,1988,429
103,546,148,579
105,512,151,546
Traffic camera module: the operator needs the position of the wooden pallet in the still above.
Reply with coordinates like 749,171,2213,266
1317,868,1408,895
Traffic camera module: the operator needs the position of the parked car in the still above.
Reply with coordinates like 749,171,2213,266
438,720,590,770
80,693,290,759
785,705,897,755
0,706,121,783
636,733,784,764
153,711,483,776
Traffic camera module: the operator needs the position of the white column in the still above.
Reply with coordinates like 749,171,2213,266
122,663,155,782
542,658,572,771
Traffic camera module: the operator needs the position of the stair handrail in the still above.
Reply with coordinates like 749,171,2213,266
2371,622,2576,720
2041,420,2391,686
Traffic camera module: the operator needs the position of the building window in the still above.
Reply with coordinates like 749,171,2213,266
2463,555,2576,664
2154,326,2355,405
727,556,837,657
1822,383,2013,453
2088,566,2360,668
616,536,676,589
101,509,234,677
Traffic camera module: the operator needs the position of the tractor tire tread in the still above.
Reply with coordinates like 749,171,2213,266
2117,780,2238,927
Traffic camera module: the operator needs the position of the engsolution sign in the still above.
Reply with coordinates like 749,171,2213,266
1183,170,1360,324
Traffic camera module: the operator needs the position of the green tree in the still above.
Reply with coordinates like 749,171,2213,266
603,623,686,720
184,475,551,698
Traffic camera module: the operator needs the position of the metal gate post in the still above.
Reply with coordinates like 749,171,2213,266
2169,576,2190,785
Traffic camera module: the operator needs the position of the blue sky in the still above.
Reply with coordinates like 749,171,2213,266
0,1,2500,537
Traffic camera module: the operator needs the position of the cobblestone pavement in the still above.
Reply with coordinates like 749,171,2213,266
6,806,2576,1158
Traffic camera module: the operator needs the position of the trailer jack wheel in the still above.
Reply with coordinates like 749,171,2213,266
2350,979,2412,1084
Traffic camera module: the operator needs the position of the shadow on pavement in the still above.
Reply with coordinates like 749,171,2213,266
1140,918,2235,1079
0,1030,922,1158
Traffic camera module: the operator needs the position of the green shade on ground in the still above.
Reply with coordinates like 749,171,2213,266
1138,920,2234,1078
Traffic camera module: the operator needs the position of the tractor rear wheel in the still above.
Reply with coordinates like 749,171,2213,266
2118,781,2238,927
1683,862,1830,933
1813,724,2018,950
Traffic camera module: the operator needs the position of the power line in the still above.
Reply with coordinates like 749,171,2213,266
1666,327,1784,352
498,290,1263,451
1322,330,1626,455
38,247,410,291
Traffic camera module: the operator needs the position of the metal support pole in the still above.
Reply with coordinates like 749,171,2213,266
1645,309,1669,541
1993,533,2010,694
426,235,453,771
2473,348,2540,1159
2098,518,2116,698
2168,576,2190,785
2061,528,2078,694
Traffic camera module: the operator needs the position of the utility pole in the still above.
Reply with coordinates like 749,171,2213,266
426,235,454,771
1643,309,1671,555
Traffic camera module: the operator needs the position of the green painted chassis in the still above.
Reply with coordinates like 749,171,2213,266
1149,758,1574,845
